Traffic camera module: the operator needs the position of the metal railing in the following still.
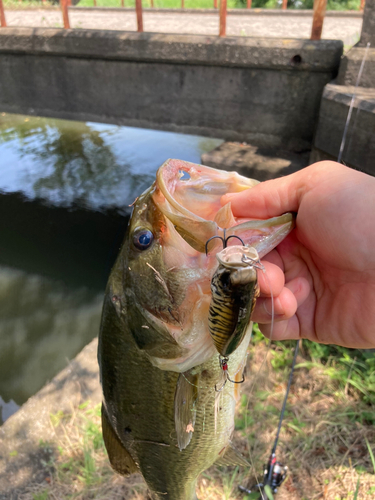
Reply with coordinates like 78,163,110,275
0,0,365,40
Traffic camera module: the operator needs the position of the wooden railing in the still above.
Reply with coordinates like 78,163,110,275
0,0,364,41
0,0,6,27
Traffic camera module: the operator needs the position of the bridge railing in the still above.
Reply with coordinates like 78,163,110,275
0,0,6,27
0,0,365,40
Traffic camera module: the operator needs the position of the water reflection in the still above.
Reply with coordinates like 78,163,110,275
0,265,102,406
0,113,222,422
0,113,222,211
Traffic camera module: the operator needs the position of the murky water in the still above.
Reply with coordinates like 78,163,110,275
0,112,222,424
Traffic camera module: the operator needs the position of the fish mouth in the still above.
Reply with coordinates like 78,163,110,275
143,159,295,373
153,159,294,257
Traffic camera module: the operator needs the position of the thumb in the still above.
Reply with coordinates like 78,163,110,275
222,164,327,218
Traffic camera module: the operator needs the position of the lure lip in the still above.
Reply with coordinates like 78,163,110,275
216,246,259,269
216,246,259,286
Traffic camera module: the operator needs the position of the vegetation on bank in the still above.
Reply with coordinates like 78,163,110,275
3,0,363,10
20,325,375,500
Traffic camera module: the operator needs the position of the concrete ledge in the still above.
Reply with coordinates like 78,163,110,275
313,83,375,176
201,141,309,181
0,28,343,71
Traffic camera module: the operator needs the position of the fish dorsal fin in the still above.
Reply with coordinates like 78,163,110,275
101,405,139,476
213,202,236,229
215,441,250,467
174,371,199,451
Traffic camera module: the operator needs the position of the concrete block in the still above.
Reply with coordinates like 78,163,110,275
336,47,375,88
312,83,375,176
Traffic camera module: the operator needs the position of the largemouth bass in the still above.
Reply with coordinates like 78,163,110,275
98,159,294,500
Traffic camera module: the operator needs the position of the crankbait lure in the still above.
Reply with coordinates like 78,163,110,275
207,242,262,391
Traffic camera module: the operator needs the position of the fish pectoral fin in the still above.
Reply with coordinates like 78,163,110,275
215,441,250,468
174,371,199,451
101,405,139,476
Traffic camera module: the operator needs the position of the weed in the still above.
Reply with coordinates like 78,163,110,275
365,437,375,474
32,490,49,500
50,409,70,427
222,466,239,500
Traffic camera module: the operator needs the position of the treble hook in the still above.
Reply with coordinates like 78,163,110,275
205,229,245,255
215,356,245,392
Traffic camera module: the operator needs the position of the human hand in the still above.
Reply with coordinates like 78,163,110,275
222,161,375,349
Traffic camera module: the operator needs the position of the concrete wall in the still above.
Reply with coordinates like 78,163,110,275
311,84,375,176
0,29,343,150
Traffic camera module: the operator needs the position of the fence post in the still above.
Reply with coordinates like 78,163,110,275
61,0,70,29
181,0,184,8
151,0,154,6
0,0,6,28
135,0,143,32
214,0,218,7
360,0,366,11
247,0,252,8
282,0,287,9
219,0,227,37
311,0,327,40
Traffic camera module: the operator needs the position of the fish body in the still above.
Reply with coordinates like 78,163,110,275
98,159,294,500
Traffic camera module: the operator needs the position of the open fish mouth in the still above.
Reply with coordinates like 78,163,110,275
134,159,294,373
153,159,294,256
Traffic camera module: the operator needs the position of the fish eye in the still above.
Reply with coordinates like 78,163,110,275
133,229,154,251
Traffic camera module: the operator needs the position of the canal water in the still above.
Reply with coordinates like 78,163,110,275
0,112,222,424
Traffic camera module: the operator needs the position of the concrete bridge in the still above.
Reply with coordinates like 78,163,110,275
0,28,342,152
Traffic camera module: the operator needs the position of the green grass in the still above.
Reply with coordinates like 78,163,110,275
18,326,375,500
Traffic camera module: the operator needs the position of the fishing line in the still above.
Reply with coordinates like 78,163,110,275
337,42,370,164
242,262,276,496
345,95,366,168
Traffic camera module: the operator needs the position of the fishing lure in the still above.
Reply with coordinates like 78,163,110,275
207,238,263,391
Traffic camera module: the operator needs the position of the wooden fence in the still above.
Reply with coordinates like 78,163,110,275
0,0,366,40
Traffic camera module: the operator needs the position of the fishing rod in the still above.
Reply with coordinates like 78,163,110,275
239,340,300,500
